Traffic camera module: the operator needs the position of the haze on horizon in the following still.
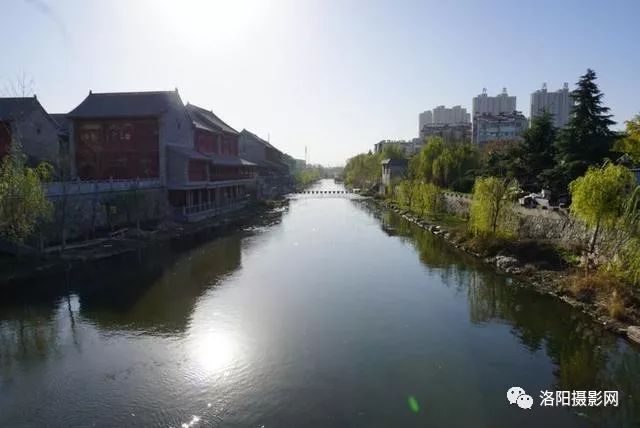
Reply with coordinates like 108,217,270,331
2,0,639,166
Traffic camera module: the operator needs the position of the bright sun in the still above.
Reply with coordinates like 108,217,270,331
151,0,267,48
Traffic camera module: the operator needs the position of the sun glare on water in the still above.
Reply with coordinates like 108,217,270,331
192,329,239,374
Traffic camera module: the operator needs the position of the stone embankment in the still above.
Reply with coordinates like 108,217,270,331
381,199,640,346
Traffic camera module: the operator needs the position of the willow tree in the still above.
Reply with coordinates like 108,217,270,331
614,114,640,163
569,163,636,254
0,143,52,244
469,176,516,237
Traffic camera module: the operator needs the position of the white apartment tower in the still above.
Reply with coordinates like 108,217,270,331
472,88,517,117
530,83,573,128
432,105,470,124
418,110,433,135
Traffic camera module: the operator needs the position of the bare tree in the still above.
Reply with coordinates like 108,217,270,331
1,72,35,97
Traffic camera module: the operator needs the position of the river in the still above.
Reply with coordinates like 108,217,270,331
1,179,639,427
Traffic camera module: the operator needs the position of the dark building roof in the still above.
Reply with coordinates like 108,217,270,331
0,96,60,133
381,158,408,166
240,128,280,151
186,103,238,135
0,96,50,121
68,90,184,119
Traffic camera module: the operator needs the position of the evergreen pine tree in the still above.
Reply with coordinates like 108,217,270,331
547,69,616,192
518,111,557,191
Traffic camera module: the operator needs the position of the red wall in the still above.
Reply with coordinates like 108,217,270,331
188,160,207,181
75,119,159,180
0,121,10,160
195,130,217,154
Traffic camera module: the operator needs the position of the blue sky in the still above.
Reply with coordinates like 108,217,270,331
2,0,639,165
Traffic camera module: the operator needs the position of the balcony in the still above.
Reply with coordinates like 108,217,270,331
45,178,162,197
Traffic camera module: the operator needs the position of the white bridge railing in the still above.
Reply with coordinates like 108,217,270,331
45,178,162,197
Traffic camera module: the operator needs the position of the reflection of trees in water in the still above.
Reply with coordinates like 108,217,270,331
0,295,78,382
381,208,640,425
0,232,245,377
77,234,243,335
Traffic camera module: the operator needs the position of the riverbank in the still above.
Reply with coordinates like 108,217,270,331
0,199,289,287
375,198,640,345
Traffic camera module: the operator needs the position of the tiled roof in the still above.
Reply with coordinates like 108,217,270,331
209,154,256,167
240,128,279,151
186,103,238,135
0,96,60,129
68,90,183,118
0,97,38,120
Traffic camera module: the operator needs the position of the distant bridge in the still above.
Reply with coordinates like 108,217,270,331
287,190,369,199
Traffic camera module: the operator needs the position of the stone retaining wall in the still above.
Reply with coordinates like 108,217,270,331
442,193,623,254
39,188,169,244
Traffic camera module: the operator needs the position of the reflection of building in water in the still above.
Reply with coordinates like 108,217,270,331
78,235,243,333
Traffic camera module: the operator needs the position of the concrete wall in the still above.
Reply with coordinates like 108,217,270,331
12,108,60,169
158,95,194,186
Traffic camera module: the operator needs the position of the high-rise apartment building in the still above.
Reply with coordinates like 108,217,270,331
432,105,470,124
530,83,573,128
472,112,528,145
472,88,517,116
418,110,433,135
419,105,469,137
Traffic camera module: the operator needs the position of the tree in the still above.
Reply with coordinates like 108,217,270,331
469,176,516,237
479,140,521,181
517,111,557,191
569,163,636,254
415,182,445,218
547,69,616,193
614,114,640,164
410,137,479,191
0,143,52,243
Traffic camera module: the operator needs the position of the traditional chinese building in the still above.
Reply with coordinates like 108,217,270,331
66,90,257,222
238,129,292,198
0,96,63,169
380,158,408,195
166,103,256,222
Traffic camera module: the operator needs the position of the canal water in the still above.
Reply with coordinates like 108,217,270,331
1,179,639,427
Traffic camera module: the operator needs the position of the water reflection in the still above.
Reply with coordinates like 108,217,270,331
378,207,640,425
1,183,640,427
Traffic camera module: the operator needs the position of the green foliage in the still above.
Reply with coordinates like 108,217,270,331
414,182,445,218
392,180,445,219
570,163,636,255
612,186,640,287
295,167,322,187
614,114,640,164
379,144,406,160
569,163,635,230
344,152,382,189
516,112,557,190
410,137,479,192
469,176,516,237
547,69,617,193
0,144,52,243
393,180,416,210
479,140,521,180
